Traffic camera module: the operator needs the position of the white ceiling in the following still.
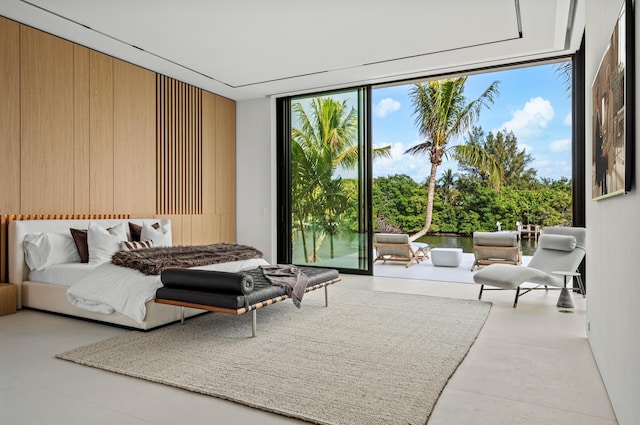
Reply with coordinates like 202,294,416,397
1,0,584,101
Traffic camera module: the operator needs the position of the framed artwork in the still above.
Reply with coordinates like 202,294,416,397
592,0,635,200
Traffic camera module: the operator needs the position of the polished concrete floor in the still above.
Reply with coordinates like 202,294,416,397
0,275,617,424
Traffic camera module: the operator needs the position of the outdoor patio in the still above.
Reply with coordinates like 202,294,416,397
374,252,532,284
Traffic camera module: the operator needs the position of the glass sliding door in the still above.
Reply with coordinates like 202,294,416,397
277,88,372,273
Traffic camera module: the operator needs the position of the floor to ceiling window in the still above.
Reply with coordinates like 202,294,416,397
277,88,372,273
277,54,584,276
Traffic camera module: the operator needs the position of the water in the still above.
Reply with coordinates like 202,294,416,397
416,234,539,256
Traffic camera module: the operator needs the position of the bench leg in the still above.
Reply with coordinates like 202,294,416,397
180,306,185,325
324,285,329,307
252,309,257,337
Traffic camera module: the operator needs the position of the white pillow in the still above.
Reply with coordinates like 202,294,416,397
23,232,82,271
539,234,577,252
88,222,128,264
141,221,172,247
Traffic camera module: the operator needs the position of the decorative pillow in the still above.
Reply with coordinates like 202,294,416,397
87,222,128,264
121,240,154,251
539,234,577,251
70,228,90,263
24,232,82,271
129,222,160,242
141,221,172,247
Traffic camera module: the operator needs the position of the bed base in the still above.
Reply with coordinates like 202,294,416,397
155,277,340,337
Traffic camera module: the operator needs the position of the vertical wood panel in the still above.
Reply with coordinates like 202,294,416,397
156,75,202,215
89,50,114,213
201,91,217,214
215,95,236,217
73,45,90,213
192,214,220,244
20,26,74,214
0,22,235,249
220,214,236,243
182,214,193,246
0,17,20,214
113,59,156,215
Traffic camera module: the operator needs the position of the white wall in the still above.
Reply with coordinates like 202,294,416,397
585,1,640,425
235,97,277,263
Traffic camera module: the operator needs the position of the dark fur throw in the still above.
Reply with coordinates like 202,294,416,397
112,243,263,275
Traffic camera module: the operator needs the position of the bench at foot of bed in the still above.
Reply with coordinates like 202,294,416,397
154,266,340,337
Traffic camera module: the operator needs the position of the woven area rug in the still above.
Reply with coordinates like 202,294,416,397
56,287,491,425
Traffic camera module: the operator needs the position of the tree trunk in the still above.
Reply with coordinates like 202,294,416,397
409,159,439,242
299,217,308,261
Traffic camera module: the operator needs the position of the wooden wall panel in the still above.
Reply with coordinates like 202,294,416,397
181,215,193,246
113,59,156,215
215,96,236,216
20,26,74,214
0,21,236,253
156,75,202,215
201,91,217,214
191,214,220,245
220,214,236,243
0,17,20,214
89,50,114,213
73,45,90,213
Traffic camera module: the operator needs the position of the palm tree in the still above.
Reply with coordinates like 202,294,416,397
404,77,501,240
437,168,457,203
291,96,391,262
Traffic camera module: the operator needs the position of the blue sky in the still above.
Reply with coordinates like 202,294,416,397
371,62,573,183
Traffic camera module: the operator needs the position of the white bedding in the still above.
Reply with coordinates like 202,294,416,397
29,263,98,287
66,258,269,324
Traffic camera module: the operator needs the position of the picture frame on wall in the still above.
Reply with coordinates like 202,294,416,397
592,0,635,200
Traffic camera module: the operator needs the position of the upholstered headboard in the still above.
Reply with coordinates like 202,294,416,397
8,217,171,308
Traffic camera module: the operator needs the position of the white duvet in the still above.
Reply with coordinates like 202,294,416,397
66,258,269,323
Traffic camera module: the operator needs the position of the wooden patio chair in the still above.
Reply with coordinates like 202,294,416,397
470,231,521,271
373,233,428,268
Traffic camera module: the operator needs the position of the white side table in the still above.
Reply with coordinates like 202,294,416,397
552,271,583,309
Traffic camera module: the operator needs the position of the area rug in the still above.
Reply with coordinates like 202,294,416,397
56,287,491,425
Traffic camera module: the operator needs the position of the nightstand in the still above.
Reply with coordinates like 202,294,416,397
0,283,17,316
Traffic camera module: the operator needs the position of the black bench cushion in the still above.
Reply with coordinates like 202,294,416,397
156,266,339,310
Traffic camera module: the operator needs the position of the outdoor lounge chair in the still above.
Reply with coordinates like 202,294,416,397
473,227,586,307
373,233,429,268
470,231,521,271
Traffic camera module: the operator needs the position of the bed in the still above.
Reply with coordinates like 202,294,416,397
8,218,268,330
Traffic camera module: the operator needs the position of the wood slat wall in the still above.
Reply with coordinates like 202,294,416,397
0,16,237,273
156,75,203,215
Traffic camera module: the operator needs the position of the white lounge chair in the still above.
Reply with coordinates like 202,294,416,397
473,227,586,307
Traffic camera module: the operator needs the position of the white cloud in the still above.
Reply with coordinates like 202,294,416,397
550,138,571,153
519,143,534,154
501,97,555,138
373,140,430,183
530,154,572,180
374,98,401,118
563,111,572,126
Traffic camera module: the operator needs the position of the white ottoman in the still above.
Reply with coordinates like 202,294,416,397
430,248,463,267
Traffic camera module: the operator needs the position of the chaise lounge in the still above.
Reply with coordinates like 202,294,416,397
473,227,586,307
